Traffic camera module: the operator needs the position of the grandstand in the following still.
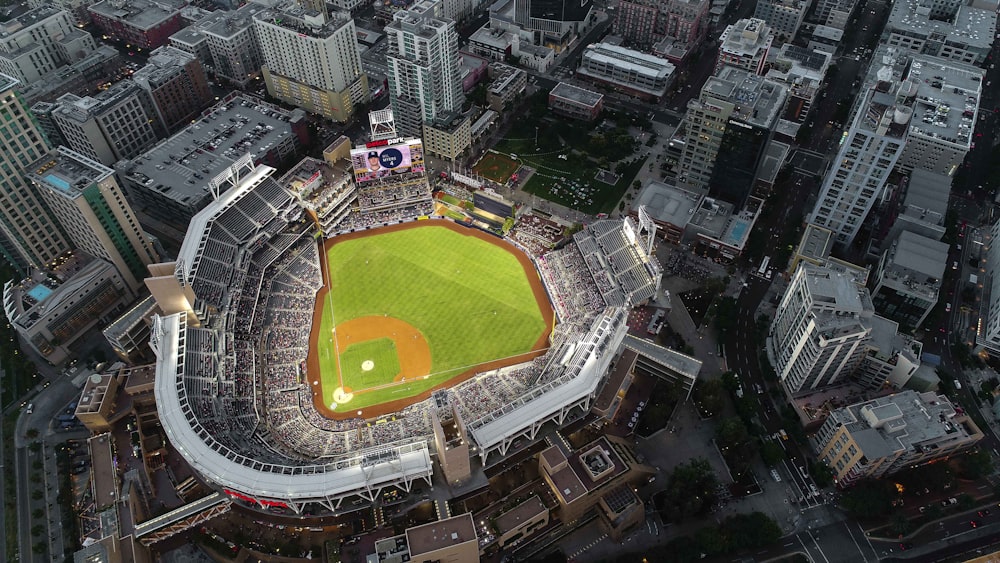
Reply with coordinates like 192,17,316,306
153,151,662,514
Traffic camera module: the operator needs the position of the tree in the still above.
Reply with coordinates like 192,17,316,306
31,524,44,537
657,458,719,523
760,441,785,466
841,480,897,519
717,417,750,449
32,508,44,519
890,513,911,537
32,542,46,554
695,379,726,417
25,428,38,440
31,490,43,501
960,449,994,479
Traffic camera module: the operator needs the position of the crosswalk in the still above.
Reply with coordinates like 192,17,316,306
567,532,607,560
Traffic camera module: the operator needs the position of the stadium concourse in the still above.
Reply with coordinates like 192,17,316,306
151,149,664,515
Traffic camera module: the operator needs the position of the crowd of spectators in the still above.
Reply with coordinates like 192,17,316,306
507,213,565,256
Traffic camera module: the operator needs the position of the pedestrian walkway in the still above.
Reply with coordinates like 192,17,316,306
566,532,608,560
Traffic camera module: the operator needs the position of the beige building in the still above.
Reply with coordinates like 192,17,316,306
26,147,159,294
424,113,471,162
539,435,653,536
494,495,549,549
0,73,73,272
255,3,368,122
814,390,983,487
373,513,480,562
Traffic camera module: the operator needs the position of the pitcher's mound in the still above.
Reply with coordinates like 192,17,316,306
361,360,375,371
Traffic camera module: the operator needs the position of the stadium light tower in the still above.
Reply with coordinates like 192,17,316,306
368,108,397,142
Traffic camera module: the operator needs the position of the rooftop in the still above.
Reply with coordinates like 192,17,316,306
202,3,266,39
832,390,979,458
797,223,835,263
494,496,547,534
27,146,113,198
905,54,984,148
254,2,353,40
0,71,17,93
903,168,950,219
116,94,301,207
581,43,676,81
88,0,186,30
802,263,872,314
719,18,773,56
888,0,996,50
0,5,63,37
879,230,948,298
704,66,787,128
405,513,477,556
550,81,604,107
52,81,145,124
131,46,197,90
632,180,702,227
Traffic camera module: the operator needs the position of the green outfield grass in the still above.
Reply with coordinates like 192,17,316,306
338,338,400,388
317,224,549,411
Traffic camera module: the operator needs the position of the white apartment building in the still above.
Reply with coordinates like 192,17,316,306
977,218,1000,356
807,53,914,247
577,42,676,100
767,263,875,394
255,3,367,123
200,4,267,88
385,7,465,137
0,73,72,272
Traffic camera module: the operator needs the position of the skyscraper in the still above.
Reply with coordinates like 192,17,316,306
254,2,368,123
808,58,914,247
0,73,72,273
679,66,786,203
25,146,159,294
385,6,465,137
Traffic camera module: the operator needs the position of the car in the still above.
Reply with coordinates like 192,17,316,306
919,506,927,513
70,465,89,475
979,509,992,517
971,520,979,528
25,403,33,414
953,261,959,270
946,303,952,312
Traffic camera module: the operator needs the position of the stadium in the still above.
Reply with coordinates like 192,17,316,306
153,137,662,516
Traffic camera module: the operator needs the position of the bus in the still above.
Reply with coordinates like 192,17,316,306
758,256,771,276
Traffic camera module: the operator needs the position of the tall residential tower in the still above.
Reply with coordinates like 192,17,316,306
385,6,465,137
0,73,71,273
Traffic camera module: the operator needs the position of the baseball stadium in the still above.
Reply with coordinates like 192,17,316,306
153,141,662,515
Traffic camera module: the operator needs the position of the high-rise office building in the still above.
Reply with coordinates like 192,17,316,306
679,66,785,202
254,2,368,123
385,6,465,137
25,146,159,294
767,263,875,394
0,73,72,273
808,53,915,247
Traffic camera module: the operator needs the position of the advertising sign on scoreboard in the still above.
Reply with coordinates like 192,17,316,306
350,138,425,183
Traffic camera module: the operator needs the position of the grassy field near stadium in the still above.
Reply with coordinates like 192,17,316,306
311,221,553,416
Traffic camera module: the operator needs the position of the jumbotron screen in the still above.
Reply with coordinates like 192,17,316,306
351,139,425,183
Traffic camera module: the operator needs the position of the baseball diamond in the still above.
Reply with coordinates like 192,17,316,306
308,221,555,417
